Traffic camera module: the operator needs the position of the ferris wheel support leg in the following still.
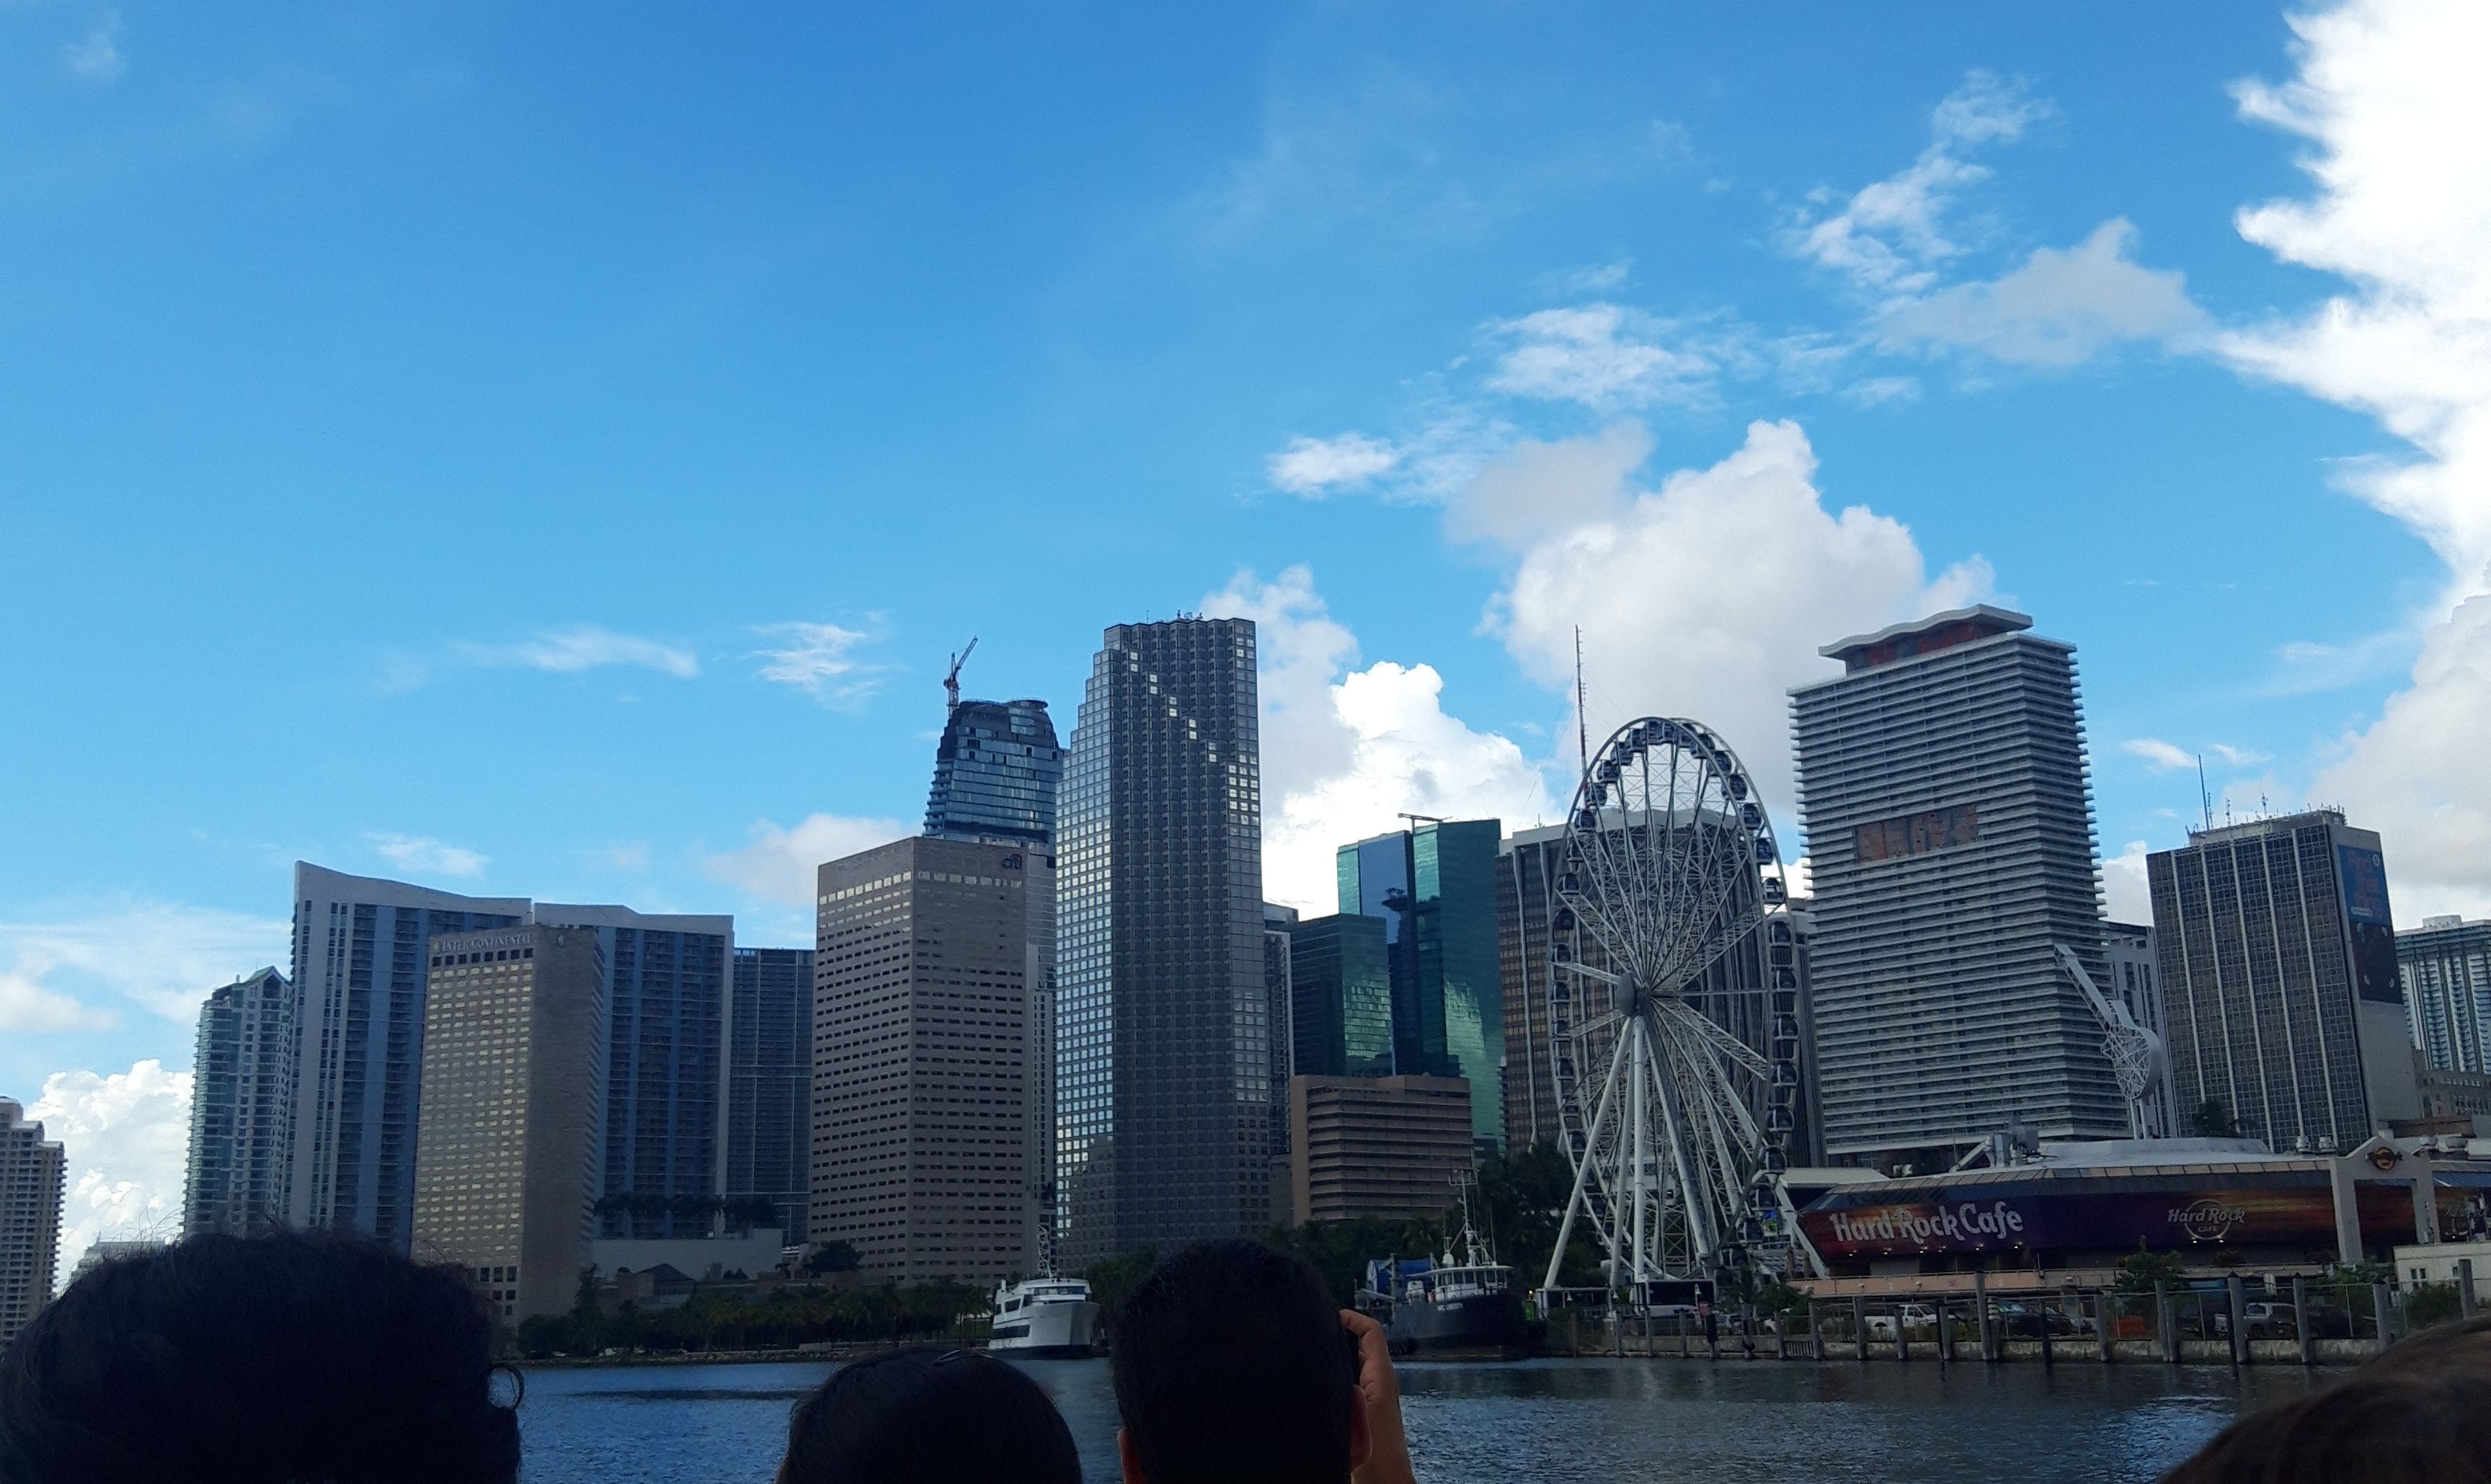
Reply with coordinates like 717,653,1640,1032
1542,1030,1628,1297
1629,1024,1651,1287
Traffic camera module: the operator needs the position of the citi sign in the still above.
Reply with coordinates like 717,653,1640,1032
1825,1201,2027,1246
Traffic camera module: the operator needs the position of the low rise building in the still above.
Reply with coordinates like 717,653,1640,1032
1287,1075,1473,1226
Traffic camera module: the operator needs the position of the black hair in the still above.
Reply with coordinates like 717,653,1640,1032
1109,1239,1356,1484
779,1346,1080,1484
0,1232,519,1484
2163,1317,2491,1483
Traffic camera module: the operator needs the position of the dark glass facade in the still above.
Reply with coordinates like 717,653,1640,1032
1336,819,1504,1153
1287,914,1395,1078
1055,617,1266,1266
925,698,1062,847
727,946,814,1243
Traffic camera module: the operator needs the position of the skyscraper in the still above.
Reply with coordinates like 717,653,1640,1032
1287,914,1395,1080
185,966,293,1237
2147,810,2420,1150
0,1098,64,1349
536,905,734,1240
411,925,604,1325
2400,915,2491,1075
1790,605,2126,1165
727,946,815,1243
1337,818,1504,1155
1056,616,1267,1266
814,837,1047,1281
925,696,1063,847
1495,825,1570,1153
287,863,528,1249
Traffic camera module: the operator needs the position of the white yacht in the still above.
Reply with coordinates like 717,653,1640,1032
988,1276,1099,1359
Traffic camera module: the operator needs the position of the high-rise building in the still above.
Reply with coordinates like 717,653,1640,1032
411,925,605,1325
0,1098,65,1349
184,966,293,1237
1338,819,1504,1155
1495,825,1568,1153
814,836,1047,1281
1287,1075,1473,1225
286,863,528,1249
2400,915,2491,1075
536,905,734,1240
2147,810,2420,1150
727,946,815,1243
1287,914,1395,1080
1790,605,2127,1165
926,697,1063,847
1056,616,1268,1266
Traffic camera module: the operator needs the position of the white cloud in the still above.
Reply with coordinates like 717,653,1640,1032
363,832,487,879
1841,376,1922,409
1443,421,1650,551
1203,567,1555,913
2103,840,2152,925
1268,433,1402,496
2123,737,2198,772
1879,218,2208,367
2214,0,2491,918
705,813,910,907
0,902,287,1026
752,622,883,704
1542,258,1635,294
1484,303,1719,409
1485,419,1992,821
62,11,122,82
457,626,699,679
2207,742,2271,766
1784,70,2052,301
30,1059,192,1285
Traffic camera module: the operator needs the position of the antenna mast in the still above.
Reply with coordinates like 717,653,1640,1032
943,636,979,714
2196,753,2213,832
1573,626,1589,777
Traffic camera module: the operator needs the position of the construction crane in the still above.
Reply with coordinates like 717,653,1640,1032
943,636,978,713
2053,943,2170,1139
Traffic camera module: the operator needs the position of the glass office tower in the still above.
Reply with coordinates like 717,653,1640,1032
1055,617,1266,1266
184,966,293,1237
727,946,814,1242
1287,914,1395,1078
925,698,1062,847
1336,818,1504,1155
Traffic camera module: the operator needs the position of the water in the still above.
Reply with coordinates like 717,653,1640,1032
517,1356,2327,1483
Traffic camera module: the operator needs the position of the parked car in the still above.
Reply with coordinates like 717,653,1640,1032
2213,1301,2354,1339
1989,1301,2080,1337
1862,1302,1939,1339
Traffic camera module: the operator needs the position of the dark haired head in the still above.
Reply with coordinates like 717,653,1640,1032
0,1232,518,1484
2162,1317,2491,1483
1109,1240,1358,1484
778,1346,1080,1484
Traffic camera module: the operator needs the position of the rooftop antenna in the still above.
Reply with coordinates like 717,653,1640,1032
943,636,979,714
1573,626,1590,778
2196,754,2213,832
1397,812,1446,827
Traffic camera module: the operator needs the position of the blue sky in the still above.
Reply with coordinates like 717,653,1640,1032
6,1,2488,1264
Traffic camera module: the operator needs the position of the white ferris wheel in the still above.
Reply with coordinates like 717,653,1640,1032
1540,716,1810,1297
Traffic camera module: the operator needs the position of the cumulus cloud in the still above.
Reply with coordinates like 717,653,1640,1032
1268,433,1402,496
1484,419,1992,819
1784,70,2053,301
1484,303,1720,409
363,832,487,879
1204,567,1555,913
0,901,287,1026
2103,840,2153,925
30,1060,192,1284
460,625,699,678
2215,0,2491,920
706,813,910,906
752,622,884,704
1444,422,1651,550
1880,219,2208,367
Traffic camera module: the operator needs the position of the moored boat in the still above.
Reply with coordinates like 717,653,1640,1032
987,1276,1099,1359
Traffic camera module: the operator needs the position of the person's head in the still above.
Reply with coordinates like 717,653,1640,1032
778,1346,1079,1484
0,1232,518,1484
1109,1239,1361,1484
2162,1316,2491,1483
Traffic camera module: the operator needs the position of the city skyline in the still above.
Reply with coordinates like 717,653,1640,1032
8,0,2487,1277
